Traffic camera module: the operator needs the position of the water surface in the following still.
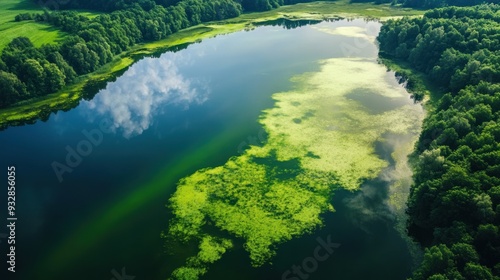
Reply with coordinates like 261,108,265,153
0,19,423,280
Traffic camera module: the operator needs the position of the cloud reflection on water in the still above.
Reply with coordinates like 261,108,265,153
84,53,208,138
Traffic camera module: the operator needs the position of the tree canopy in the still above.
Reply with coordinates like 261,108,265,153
34,0,322,12
395,0,500,9
378,5,500,279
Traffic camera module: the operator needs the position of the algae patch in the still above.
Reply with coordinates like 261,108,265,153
166,40,422,280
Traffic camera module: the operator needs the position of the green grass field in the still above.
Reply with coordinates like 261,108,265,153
0,0,67,50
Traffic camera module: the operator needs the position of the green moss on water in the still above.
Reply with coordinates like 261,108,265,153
258,57,422,189
169,150,334,269
170,236,233,280
167,32,424,278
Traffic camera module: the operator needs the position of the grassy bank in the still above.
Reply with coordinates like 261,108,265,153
0,0,425,130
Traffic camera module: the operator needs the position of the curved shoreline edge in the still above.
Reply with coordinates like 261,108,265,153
0,1,422,130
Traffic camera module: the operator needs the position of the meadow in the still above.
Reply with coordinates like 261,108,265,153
0,0,69,50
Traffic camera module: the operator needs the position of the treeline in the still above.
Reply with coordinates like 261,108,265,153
33,0,322,12
378,5,500,280
0,0,242,108
350,0,500,8
395,0,500,9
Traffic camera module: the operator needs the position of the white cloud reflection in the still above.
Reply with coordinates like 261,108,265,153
312,21,380,43
84,53,208,138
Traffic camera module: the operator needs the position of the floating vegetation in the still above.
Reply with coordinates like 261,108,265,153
166,26,423,280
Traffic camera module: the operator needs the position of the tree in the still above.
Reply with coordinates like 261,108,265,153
61,39,100,74
46,51,77,83
7,36,34,51
451,243,480,269
43,62,66,93
0,71,28,107
463,263,494,280
21,58,46,96
411,244,456,280
0,57,7,71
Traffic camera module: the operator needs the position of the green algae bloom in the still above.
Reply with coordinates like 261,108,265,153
166,26,423,280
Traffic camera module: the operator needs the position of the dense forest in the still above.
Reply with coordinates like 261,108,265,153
395,0,500,9
378,5,500,279
0,0,328,108
48,0,320,12
351,0,500,8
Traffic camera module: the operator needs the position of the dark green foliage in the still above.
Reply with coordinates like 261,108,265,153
379,5,500,94
14,13,34,22
0,37,66,101
37,0,158,12
0,58,6,72
33,0,321,12
378,5,500,279
395,0,498,9
0,71,28,107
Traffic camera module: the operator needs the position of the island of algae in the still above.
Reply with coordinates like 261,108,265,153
166,28,423,280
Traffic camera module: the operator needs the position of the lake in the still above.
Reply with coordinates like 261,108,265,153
0,18,424,280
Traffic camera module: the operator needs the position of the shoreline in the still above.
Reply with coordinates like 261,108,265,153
0,1,423,130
